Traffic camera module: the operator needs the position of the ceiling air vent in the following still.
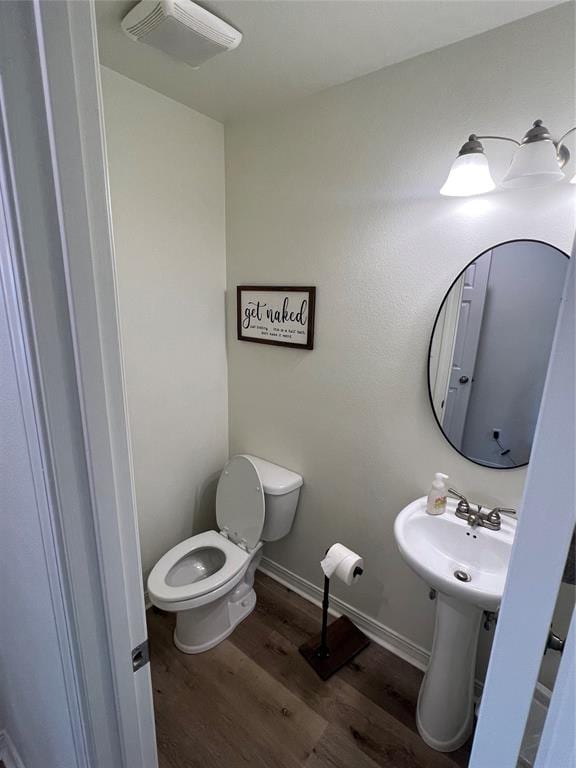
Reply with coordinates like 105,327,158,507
121,0,242,69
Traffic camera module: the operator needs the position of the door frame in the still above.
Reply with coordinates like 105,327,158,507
0,89,92,768
470,256,574,767
0,1,157,765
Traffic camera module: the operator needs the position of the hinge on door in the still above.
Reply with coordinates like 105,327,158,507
132,639,150,672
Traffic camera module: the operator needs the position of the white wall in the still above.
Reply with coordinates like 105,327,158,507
225,4,575,683
101,67,228,578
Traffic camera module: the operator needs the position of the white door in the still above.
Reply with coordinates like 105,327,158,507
0,1,158,765
470,257,574,767
443,253,491,450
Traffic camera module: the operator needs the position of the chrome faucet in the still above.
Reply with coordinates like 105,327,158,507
448,488,516,531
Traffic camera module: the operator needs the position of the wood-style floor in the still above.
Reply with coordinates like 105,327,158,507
149,572,472,768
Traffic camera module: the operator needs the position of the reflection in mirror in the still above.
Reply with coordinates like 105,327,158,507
428,240,568,468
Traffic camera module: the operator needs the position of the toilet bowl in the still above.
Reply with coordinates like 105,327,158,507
147,455,302,653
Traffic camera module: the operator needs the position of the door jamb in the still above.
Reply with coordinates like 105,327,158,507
1,1,158,765
470,257,575,766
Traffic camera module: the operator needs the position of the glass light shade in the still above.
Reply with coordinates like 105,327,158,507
501,140,564,188
440,153,496,197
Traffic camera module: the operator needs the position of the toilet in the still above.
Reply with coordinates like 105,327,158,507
147,454,303,653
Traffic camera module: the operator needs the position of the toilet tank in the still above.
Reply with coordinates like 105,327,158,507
245,455,303,541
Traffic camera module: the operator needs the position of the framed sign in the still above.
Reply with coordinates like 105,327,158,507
237,286,316,349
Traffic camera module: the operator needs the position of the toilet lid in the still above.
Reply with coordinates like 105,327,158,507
216,455,265,550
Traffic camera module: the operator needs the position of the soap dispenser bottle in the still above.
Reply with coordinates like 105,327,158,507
427,473,449,515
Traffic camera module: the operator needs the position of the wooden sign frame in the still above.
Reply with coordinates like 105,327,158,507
237,286,316,350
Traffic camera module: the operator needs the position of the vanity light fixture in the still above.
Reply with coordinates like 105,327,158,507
441,120,575,197
439,135,496,197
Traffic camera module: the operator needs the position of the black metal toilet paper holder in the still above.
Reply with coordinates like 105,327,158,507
298,565,370,680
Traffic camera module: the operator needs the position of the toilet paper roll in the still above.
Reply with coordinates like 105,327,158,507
320,543,364,586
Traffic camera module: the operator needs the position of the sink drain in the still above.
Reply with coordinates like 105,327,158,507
454,569,471,582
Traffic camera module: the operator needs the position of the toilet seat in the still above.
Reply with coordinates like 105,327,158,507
148,456,271,615
216,455,265,549
147,530,251,605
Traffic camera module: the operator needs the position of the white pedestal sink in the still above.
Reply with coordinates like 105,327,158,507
394,497,516,752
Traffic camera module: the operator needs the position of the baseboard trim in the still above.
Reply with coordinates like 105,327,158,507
0,731,26,768
258,556,430,672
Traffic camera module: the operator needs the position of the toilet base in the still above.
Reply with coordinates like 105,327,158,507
174,589,256,653
174,553,261,653
159,542,262,654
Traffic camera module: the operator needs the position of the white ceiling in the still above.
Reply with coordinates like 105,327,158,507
96,0,564,122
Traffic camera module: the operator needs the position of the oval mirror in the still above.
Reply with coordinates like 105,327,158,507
428,240,569,469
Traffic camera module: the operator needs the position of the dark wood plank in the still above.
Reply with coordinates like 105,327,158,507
150,610,326,768
304,725,382,768
253,573,425,720
299,615,370,680
250,576,444,731
235,626,464,768
251,573,472,767
251,574,321,645
148,571,471,768
152,637,270,768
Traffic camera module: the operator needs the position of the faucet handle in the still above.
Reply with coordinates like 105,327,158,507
485,507,516,528
448,488,470,516
492,507,516,516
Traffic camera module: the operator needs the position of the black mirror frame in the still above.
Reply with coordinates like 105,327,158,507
427,238,570,470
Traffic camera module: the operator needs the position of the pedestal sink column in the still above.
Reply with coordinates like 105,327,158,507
417,593,482,752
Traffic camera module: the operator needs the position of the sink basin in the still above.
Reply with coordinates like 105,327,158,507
394,496,517,753
394,496,516,612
